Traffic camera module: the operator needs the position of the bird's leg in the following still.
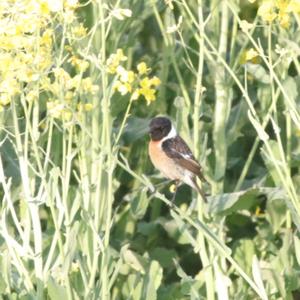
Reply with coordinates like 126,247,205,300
170,180,180,204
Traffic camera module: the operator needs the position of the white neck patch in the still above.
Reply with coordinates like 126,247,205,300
162,126,177,142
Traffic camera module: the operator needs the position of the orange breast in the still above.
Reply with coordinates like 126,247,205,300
149,140,184,180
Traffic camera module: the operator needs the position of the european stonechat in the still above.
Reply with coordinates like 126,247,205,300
149,116,207,202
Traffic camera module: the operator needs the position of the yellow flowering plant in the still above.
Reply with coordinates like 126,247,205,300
107,49,161,105
0,0,95,121
3,0,300,299
257,0,300,28
106,48,161,144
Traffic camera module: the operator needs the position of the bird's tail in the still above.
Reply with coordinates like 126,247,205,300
192,178,208,202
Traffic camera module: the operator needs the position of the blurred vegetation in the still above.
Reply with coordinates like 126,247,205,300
0,0,300,299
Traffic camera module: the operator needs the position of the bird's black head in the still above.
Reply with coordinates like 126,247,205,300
149,117,172,141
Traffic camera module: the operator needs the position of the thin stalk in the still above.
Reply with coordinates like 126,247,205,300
0,156,25,239
114,97,134,146
227,2,300,127
11,99,43,297
234,72,281,191
1,213,34,292
193,1,215,299
86,0,104,295
213,0,229,194
151,1,191,107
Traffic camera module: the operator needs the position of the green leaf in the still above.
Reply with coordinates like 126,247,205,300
122,273,143,299
282,76,298,102
47,276,68,300
208,188,260,215
122,248,147,274
149,247,177,268
159,217,195,245
233,239,255,274
137,222,158,236
257,84,272,114
0,138,20,185
261,140,282,185
157,284,185,300
266,195,286,234
173,260,202,297
130,189,150,219
252,255,268,300
142,260,163,300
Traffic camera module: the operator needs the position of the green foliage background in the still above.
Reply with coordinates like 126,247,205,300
1,0,300,299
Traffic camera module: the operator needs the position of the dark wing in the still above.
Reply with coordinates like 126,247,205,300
162,136,206,182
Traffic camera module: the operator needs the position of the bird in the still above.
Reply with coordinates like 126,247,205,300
148,116,207,202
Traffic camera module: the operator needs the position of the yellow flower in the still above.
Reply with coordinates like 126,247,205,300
65,91,73,102
41,29,53,46
137,62,150,75
41,77,52,91
26,90,39,103
77,103,93,111
69,56,90,72
118,82,132,95
0,94,11,106
46,100,73,121
107,49,127,74
61,110,72,121
47,100,65,119
239,48,260,64
84,103,93,111
140,76,161,88
115,49,127,62
39,1,50,15
258,1,277,22
107,64,117,74
113,80,131,95
53,68,71,84
17,68,39,82
245,48,259,61
139,77,152,88
0,53,13,75
126,71,135,83
131,89,140,100
150,76,161,86
116,66,135,83
36,50,52,71
0,78,20,96
67,74,81,90
81,78,99,94
278,11,290,28
71,23,87,38
139,87,156,104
